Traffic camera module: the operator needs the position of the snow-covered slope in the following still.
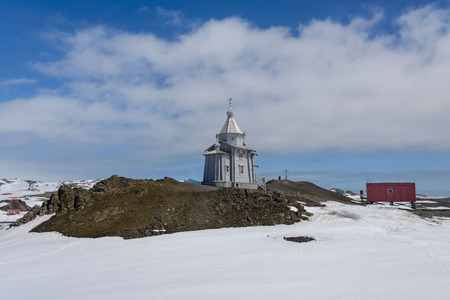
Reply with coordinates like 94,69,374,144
1,201,449,299
0,178,100,196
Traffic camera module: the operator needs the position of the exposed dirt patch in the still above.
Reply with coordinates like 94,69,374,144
413,209,450,219
330,210,360,220
413,198,450,218
284,236,315,243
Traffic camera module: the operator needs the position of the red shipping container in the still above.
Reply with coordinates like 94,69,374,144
366,183,416,203
7,209,21,215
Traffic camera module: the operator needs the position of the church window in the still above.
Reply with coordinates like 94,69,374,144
226,166,230,173
240,153,243,159
239,165,244,174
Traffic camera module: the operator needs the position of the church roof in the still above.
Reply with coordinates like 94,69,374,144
205,140,255,153
220,140,256,152
203,148,231,156
219,105,243,135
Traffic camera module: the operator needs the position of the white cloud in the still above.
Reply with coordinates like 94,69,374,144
0,78,36,86
156,7,184,25
3,5,450,178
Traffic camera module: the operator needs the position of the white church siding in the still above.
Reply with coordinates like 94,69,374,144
224,156,231,182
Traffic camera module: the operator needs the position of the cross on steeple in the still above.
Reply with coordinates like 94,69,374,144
229,98,232,109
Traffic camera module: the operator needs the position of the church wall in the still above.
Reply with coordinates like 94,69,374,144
233,149,251,183
218,133,244,147
246,153,254,183
203,149,256,186
203,155,210,182
203,154,218,182
224,156,231,182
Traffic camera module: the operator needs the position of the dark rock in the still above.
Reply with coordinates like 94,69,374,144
17,205,41,225
0,199,31,211
284,236,315,243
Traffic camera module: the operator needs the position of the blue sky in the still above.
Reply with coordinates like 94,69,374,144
1,0,450,196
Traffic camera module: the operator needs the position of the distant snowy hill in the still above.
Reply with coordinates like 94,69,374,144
1,178,59,195
0,178,101,225
180,178,201,184
0,178,100,195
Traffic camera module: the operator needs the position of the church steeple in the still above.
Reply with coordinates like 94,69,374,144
227,98,233,117
219,98,243,135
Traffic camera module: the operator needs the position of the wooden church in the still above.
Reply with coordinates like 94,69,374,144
202,100,265,189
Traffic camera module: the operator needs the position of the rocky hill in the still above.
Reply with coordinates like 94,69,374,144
28,175,313,239
266,179,355,206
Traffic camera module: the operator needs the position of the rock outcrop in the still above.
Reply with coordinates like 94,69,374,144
16,205,41,225
0,199,31,211
26,175,309,239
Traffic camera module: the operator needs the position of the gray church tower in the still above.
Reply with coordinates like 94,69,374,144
202,100,264,189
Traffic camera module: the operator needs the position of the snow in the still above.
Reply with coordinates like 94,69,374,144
0,178,100,226
417,196,448,200
289,205,298,212
0,214,54,242
416,200,439,204
1,201,450,299
179,178,201,184
345,194,362,201
0,178,59,195
424,206,450,210
0,178,100,197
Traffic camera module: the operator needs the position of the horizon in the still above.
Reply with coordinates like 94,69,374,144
1,176,447,199
1,1,450,196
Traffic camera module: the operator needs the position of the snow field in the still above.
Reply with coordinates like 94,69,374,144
1,202,450,299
